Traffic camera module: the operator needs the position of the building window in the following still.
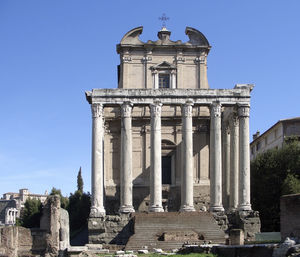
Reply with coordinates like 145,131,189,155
265,137,268,146
251,147,254,155
256,141,261,151
159,74,170,88
274,129,278,138
151,61,176,89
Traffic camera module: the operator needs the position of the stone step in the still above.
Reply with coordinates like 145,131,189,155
125,212,226,251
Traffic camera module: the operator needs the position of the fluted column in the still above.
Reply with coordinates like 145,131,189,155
149,102,164,212
222,121,230,210
90,103,106,217
229,113,239,211
238,104,252,211
210,102,224,212
180,100,195,212
119,102,135,213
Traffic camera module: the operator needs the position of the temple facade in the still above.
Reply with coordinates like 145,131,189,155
86,26,254,217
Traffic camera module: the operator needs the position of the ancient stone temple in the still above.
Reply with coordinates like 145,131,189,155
86,26,260,248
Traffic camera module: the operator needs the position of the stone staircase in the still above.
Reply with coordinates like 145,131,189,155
125,212,226,251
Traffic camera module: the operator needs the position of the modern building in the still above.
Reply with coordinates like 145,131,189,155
0,188,48,225
86,26,260,246
250,117,300,160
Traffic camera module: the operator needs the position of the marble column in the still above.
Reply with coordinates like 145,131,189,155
229,113,239,211
90,103,106,217
180,100,195,212
238,104,252,211
119,102,135,213
171,70,176,89
222,121,230,210
149,102,164,212
209,102,224,212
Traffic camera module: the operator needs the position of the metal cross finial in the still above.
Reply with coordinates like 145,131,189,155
159,13,169,28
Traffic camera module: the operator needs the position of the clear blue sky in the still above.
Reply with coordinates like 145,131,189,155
0,1,299,197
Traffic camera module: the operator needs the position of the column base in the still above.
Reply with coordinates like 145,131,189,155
209,205,225,212
179,205,195,212
119,205,135,214
229,206,238,212
149,205,164,212
90,206,106,218
238,204,252,211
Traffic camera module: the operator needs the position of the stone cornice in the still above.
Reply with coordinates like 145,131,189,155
116,26,211,54
85,88,253,106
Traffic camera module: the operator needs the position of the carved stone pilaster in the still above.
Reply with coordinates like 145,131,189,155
122,56,132,63
142,56,152,63
194,56,205,64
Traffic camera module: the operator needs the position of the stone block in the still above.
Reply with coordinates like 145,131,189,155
137,249,149,254
163,231,199,241
230,229,244,245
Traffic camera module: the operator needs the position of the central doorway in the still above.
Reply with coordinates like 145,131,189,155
162,156,172,184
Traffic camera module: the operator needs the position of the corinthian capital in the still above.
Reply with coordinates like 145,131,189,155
238,104,250,118
210,102,222,118
150,101,162,118
91,104,103,118
182,100,194,118
121,102,133,118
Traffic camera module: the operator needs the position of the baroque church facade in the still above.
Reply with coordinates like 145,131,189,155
86,26,255,219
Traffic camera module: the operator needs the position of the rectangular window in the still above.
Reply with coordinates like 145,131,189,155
256,141,261,151
159,74,170,88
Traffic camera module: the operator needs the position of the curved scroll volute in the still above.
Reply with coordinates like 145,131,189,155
185,27,210,46
120,26,144,45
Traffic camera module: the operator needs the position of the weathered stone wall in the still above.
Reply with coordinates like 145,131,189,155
281,193,300,239
0,195,70,257
88,214,133,245
227,210,260,241
0,226,33,257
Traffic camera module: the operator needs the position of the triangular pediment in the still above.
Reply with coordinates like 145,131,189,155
151,61,176,70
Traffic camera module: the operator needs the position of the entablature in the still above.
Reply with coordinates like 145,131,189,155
85,85,253,107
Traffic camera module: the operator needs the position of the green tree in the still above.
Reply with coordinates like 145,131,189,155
68,168,91,235
50,187,69,209
282,173,300,195
77,167,83,194
67,191,91,235
251,140,300,231
20,198,43,228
